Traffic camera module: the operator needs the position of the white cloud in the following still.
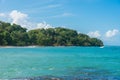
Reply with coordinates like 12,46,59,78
105,29,119,38
87,31,101,38
9,10,28,25
5,10,71,30
6,10,53,30
37,21,53,29
9,10,36,29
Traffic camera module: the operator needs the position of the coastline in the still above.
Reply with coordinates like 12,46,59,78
0,45,104,48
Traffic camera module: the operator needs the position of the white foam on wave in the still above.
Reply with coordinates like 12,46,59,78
100,46,104,48
0,46,39,48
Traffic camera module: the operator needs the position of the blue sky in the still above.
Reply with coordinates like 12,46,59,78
0,0,120,45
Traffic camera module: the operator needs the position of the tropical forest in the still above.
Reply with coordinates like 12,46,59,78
0,21,103,46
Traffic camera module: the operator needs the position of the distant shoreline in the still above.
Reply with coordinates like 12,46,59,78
0,45,104,48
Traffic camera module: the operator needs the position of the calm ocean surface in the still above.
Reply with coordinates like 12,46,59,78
0,46,120,79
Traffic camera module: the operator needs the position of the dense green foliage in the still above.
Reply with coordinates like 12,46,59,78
0,21,103,46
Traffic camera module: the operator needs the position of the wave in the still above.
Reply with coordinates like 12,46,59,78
100,46,104,48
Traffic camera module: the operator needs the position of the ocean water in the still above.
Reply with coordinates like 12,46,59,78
0,46,120,79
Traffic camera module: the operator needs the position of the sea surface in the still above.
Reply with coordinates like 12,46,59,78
0,46,120,79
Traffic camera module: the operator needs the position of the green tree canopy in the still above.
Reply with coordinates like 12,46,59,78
0,21,104,46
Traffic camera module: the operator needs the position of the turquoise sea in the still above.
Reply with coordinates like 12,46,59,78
0,46,120,79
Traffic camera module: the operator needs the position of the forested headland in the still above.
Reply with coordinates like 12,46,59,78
0,21,103,46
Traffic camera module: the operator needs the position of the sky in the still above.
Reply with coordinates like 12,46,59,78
0,0,120,45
